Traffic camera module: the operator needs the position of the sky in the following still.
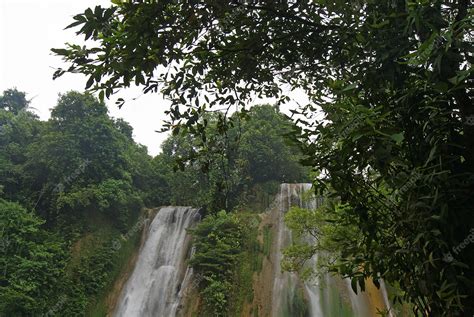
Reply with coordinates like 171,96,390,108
0,0,309,156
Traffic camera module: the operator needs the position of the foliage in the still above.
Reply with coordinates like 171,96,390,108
282,203,364,280
201,278,232,317
190,211,243,278
154,104,309,212
18,92,154,229
54,1,473,314
238,105,308,185
0,87,308,315
189,210,263,317
0,89,158,315
228,212,262,316
0,88,29,115
0,199,65,316
189,210,243,316
0,90,42,204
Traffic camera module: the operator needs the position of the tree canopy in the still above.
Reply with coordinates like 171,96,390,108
53,1,473,315
153,104,309,211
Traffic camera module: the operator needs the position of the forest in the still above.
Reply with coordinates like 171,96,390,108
1,88,310,315
1,1,473,317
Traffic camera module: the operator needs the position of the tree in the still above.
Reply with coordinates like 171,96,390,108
54,1,473,315
0,89,29,115
238,104,308,184
154,104,308,211
0,199,65,316
0,88,166,314
0,89,42,204
19,92,151,232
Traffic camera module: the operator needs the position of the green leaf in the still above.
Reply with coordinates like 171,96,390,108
390,132,404,145
85,76,95,90
340,83,357,92
50,48,69,56
351,277,358,294
65,20,85,30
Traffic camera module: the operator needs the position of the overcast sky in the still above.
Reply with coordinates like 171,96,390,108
0,0,309,156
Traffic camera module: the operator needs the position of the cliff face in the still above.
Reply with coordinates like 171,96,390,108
239,210,277,317
232,183,393,317
181,184,311,317
105,208,158,316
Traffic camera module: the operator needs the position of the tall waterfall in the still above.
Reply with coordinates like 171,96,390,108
271,183,393,317
271,183,323,317
114,206,200,317
270,184,302,316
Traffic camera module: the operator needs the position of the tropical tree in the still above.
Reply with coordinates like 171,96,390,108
238,104,308,185
0,88,167,314
0,88,30,115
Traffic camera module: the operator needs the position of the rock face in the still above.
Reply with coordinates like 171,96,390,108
114,206,200,317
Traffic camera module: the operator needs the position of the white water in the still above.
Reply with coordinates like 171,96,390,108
271,183,393,317
344,278,373,317
304,251,323,317
114,206,200,317
113,186,394,316
271,184,300,316
381,280,395,317
271,183,324,317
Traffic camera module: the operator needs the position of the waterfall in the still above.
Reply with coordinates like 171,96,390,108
344,279,373,317
304,251,323,317
271,184,300,316
271,183,323,317
271,183,393,317
114,206,200,317
112,187,394,316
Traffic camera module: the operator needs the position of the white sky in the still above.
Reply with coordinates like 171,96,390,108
0,0,310,156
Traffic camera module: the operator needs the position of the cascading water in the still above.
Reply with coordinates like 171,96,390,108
304,251,323,317
271,185,301,317
113,186,393,317
114,206,200,317
271,183,323,317
271,183,393,317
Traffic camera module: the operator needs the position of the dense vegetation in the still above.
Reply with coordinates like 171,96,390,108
53,1,473,315
0,88,306,315
155,104,309,211
189,211,244,316
0,89,152,315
